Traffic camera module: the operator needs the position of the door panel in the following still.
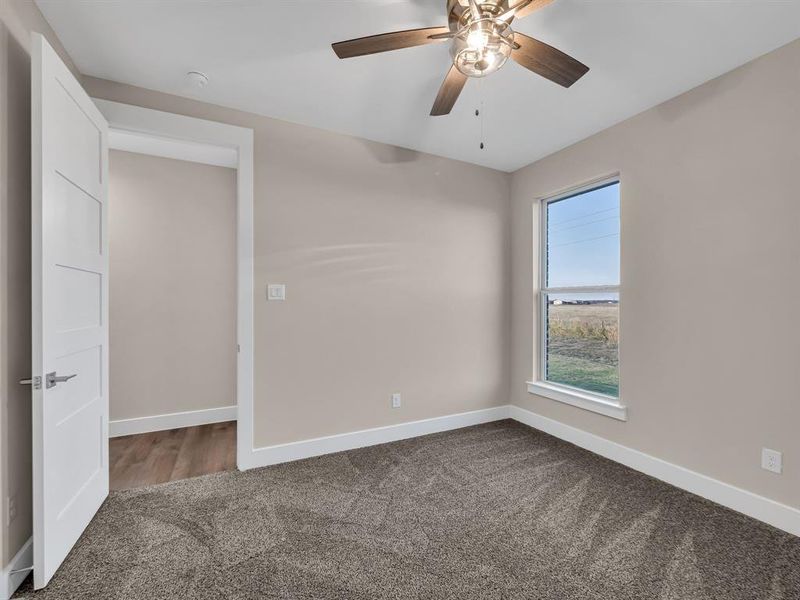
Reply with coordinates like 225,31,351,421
52,266,103,331
54,174,103,259
50,80,103,197
31,33,109,589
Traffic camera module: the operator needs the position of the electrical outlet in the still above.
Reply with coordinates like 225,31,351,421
7,494,17,525
391,393,401,409
761,448,782,474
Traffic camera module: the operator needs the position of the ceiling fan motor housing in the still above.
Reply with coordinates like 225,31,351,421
448,0,510,30
452,19,514,77
449,1,515,77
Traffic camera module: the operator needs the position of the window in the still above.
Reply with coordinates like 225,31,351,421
530,177,625,420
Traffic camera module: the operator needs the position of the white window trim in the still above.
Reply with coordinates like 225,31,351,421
531,174,627,421
526,381,627,421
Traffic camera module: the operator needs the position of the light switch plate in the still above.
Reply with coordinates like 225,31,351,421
267,284,286,301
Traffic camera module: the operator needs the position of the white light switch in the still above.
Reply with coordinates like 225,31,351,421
267,284,286,301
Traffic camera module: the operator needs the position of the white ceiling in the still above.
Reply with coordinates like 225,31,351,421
36,0,800,172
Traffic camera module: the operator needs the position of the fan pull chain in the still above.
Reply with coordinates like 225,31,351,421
480,101,484,150
476,78,485,150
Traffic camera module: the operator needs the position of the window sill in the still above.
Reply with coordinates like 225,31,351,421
526,381,628,421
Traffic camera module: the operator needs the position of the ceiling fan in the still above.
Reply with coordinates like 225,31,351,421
332,0,589,116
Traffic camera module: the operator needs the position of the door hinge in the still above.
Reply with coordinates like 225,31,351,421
19,376,42,390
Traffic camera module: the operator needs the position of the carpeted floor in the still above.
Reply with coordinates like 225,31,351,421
15,420,800,599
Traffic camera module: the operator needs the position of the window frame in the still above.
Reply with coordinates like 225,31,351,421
529,175,627,421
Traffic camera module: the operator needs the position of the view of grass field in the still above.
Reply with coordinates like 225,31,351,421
546,303,619,397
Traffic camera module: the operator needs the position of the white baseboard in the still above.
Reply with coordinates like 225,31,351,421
239,405,511,470
109,405,237,438
1,537,32,600
1,406,791,597
509,405,800,537
238,402,798,537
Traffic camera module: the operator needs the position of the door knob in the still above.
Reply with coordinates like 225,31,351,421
46,372,77,389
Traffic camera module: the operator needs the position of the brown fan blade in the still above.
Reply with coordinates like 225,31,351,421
430,65,468,116
332,26,450,59
511,33,588,87
514,0,555,20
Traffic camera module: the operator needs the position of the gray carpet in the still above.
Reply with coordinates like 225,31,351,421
15,420,800,599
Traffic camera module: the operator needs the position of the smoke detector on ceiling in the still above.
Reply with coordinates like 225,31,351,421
185,71,209,89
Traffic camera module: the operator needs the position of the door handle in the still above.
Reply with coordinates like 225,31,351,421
46,372,77,389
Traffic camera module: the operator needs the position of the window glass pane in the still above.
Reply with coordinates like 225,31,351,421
545,292,619,398
546,182,619,288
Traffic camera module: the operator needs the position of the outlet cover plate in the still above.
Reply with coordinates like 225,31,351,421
761,448,782,474
391,393,401,409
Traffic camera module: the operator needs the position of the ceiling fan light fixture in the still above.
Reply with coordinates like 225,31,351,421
331,0,589,116
466,23,491,51
452,18,514,78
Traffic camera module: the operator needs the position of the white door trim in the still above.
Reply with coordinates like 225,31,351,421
107,128,238,168
93,99,255,471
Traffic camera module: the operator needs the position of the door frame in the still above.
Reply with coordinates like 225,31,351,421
93,99,255,470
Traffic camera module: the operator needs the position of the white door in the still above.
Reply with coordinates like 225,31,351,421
31,33,109,589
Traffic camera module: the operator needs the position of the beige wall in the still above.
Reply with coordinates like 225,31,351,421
510,39,800,509
85,77,512,448
108,150,236,421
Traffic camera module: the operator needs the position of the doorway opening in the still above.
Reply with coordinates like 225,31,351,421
107,147,238,489
95,99,255,489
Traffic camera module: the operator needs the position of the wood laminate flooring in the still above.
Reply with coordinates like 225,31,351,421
109,421,236,490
